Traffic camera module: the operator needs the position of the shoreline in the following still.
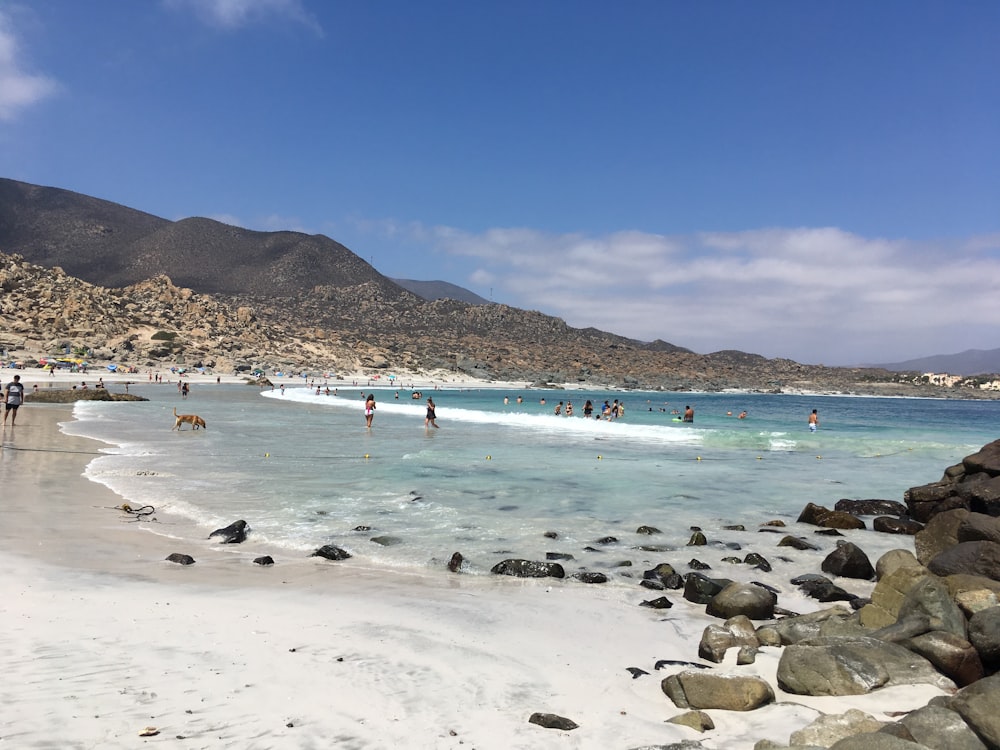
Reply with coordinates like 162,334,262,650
0,404,951,748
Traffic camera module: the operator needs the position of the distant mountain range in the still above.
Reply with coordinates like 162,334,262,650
871,349,1000,377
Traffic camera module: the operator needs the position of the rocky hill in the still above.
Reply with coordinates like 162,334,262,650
1,178,996,396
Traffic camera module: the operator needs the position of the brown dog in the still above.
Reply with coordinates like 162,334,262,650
172,407,207,430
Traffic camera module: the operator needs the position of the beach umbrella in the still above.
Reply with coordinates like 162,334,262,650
107,364,118,372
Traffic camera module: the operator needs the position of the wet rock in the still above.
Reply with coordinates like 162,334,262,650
311,544,352,561
873,516,923,535
166,552,195,565
821,541,875,580
946,673,1000,749
682,572,731,604
636,525,661,535
778,535,820,551
897,704,990,750
904,630,985,687
253,555,274,566
209,519,250,544
706,582,776,621
967,606,1000,670
491,559,565,578
447,551,464,572
835,498,908,517
744,552,772,571
573,571,608,584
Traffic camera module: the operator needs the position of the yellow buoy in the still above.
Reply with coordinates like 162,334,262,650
364,453,370,460
597,455,602,460
264,453,269,458
486,455,491,460
696,456,702,461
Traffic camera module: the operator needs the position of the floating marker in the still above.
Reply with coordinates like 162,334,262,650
264,453,269,458
597,455,602,460
816,455,822,459
364,454,370,460
486,455,491,460
756,456,762,460
696,456,702,461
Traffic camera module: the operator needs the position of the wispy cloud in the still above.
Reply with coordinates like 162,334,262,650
0,9,58,121
164,0,322,35
371,222,1000,365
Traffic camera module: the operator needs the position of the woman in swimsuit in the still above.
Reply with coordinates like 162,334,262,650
365,393,376,428
425,397,439,429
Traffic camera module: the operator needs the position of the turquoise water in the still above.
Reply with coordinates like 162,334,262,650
62,384,999,580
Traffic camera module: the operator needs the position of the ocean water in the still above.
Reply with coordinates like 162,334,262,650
62,383,1000,581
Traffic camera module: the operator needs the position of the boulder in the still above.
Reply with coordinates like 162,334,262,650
757,605,860,646
682,572,732,604
896,704,990,750
778,535,821,551
698,615,759,663
165,552,195,565
967,606,1000,670
798,502,867,530
661,671,774,711
958,512,1000,544
706,582,777,620
904,630,985,687
834,499,908,517
828,735,935,750
873,516,923,535
491,559,565,578
821,541,875,580
875,548,924,579
859,562,932,629
788,708,886,748
947,673,1000,749
915,508,970,564
897,575,968,637
776,636,956,696
962,439,1000,476
928,540,1000,581
666,710,714,732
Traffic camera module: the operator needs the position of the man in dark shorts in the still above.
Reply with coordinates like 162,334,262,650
3,374,25,426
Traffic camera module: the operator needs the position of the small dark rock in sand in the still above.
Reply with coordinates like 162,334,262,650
528,712,578,731
253,556,274,566
166,553,195,565
640,596,674,609
209,519,250,544
573,571,608,584
447,552,464,572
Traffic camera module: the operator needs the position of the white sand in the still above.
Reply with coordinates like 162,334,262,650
0,400,946,748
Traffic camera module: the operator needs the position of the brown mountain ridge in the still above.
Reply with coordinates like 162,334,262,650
0,177,989,395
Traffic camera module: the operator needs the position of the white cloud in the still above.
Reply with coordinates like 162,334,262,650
164,0,322,35
414,224,1000,365
0,10,58,121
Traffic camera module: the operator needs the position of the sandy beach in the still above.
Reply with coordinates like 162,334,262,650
0,386,951,749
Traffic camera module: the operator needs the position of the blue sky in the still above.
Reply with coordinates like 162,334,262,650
2,1,998,366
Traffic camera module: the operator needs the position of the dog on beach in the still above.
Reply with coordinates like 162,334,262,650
172,407,206,430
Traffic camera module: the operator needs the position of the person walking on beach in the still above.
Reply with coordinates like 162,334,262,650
425,397,439,429
365,393,376,428
3,374,25,427
808,409,819,432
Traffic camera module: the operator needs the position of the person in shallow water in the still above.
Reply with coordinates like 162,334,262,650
425,397,439,429
682,405,694,422
365,393,376,428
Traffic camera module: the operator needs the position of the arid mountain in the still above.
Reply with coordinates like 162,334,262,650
1,177,994,396
392,278,492,305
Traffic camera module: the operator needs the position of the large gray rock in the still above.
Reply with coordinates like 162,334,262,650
698,615,759,663
859,561,932,629
776,636,956,696
788,709,885,748
947,673,1000,749
928,540,1000,581
757,606,861,646
661,671,774,711
898,704,989,750
897,575,968,638
967,606,1000,670
904,630,985,687
828,735,935,750
706,582,777,620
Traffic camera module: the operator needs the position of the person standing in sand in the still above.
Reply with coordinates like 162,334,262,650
3,374,25,427
425,397,439,429
365,393,376,428
808,409,819,432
